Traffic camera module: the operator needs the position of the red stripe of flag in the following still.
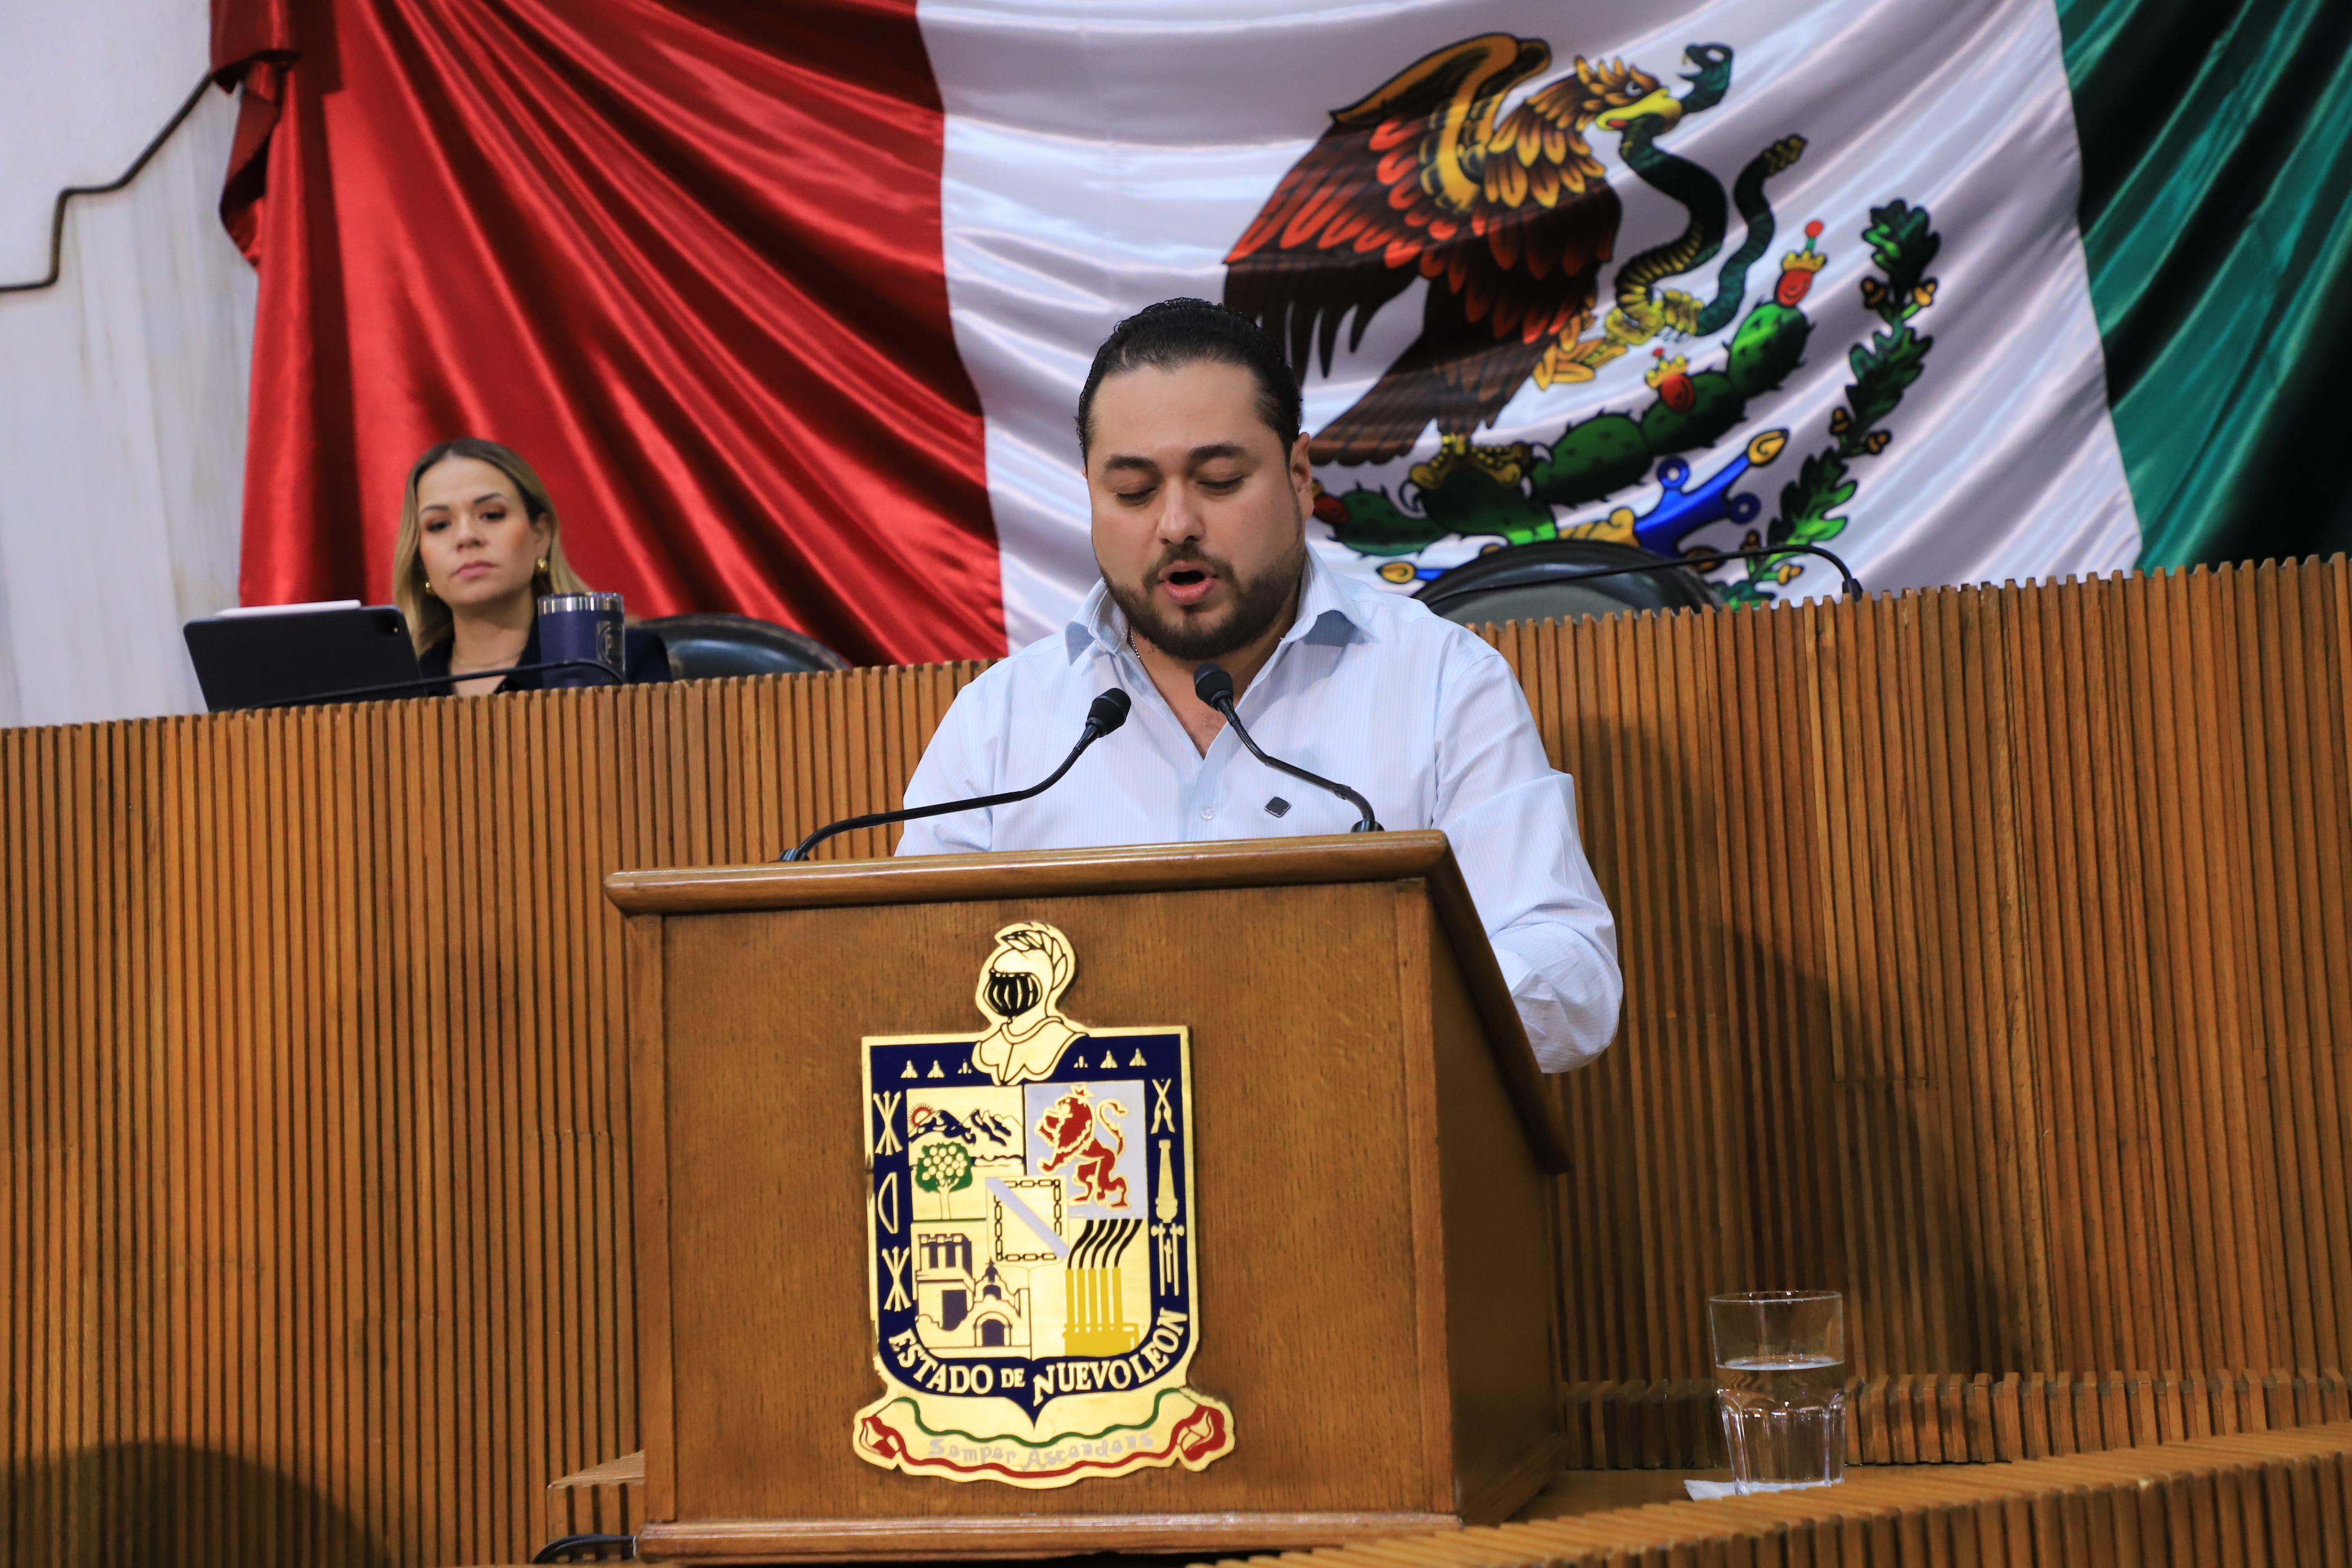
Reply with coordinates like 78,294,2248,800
214,0,1004,664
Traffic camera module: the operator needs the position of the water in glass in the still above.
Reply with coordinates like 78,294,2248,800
1709,1289,1845,1492
1715,1352,1847,1489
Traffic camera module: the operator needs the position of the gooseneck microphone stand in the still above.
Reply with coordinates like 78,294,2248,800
1544,542,1863,598
1192,663,1381,833
227,659,624,711
780,688,1133,862
1416,542,1865,613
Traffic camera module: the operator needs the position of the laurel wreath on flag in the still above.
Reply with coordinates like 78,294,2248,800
1310,199,1945,603
1732,200,1943,600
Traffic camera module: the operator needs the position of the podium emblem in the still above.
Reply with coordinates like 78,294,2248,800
855,921,1234,1486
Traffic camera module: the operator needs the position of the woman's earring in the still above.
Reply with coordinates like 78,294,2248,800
535,556,548,573
422,580,435,597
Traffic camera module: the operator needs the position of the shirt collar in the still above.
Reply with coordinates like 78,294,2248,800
1066,547,1371,663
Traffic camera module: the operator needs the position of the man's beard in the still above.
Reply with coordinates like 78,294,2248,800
1104,533,1307,663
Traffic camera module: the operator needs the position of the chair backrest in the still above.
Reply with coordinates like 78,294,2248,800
640,612,850,679
1415,539,1724,626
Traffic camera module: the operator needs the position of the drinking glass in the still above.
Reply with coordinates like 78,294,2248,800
1707,1289,1846,1492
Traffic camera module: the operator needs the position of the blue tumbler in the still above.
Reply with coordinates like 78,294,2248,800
536,592,625,689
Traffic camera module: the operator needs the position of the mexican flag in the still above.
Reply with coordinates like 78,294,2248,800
929,0,2133,642
214,0,2351,664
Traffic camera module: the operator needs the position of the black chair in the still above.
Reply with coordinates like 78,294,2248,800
1413,539,1726,627
639,612,850,679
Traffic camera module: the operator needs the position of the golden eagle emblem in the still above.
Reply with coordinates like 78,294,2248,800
1226,36,1801,475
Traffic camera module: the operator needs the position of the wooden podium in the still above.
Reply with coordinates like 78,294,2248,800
606,831,1574,1562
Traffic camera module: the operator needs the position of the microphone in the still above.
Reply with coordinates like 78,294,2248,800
780,688,1132,861
1192,664,1381,833
1414,541,1864,617
231,659,623,710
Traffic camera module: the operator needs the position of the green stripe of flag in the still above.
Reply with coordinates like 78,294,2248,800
2059,0,2352,568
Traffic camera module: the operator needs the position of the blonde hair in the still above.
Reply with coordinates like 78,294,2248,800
392,438,591,653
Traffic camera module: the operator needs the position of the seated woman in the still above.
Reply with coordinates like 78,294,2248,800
392,437,671,696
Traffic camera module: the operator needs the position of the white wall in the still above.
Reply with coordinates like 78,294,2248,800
0,0,254,727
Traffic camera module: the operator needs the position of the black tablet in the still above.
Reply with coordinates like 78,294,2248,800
183,603,423,712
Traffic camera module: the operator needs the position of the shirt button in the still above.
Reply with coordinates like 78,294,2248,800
1201,807,1215,820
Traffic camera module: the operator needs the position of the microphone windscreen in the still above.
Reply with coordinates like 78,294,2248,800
1192,663,1235,707
1087,688,1132,735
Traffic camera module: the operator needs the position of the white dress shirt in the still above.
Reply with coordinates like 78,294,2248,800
896,551,1623,1071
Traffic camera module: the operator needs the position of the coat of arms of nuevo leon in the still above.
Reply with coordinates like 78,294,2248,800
855,921,1234,1485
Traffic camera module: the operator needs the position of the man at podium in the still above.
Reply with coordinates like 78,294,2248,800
898,299,1620,1072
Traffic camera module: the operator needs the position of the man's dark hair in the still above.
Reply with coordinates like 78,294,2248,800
1075,298,1303,461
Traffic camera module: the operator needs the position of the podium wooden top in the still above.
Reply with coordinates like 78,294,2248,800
612,829,1452,913
607,830,1573,1171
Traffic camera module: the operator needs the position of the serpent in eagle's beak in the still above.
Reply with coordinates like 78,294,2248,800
1599,84,1685,132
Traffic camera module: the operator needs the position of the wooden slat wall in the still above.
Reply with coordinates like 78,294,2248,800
2,560,2346,1565
1516,558,2352,1387
1208,1422,2352,1568
1561,1371,2352,1471
0,668,980,1566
